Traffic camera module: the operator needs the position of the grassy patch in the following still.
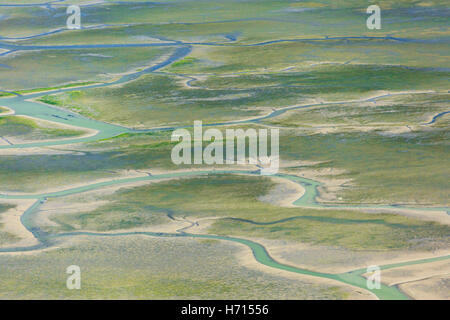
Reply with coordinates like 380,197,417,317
264,93,450,128
37,64,449,128
46,174,450,251
0,116,86,140
170,57,198,69
0,47,169,91
0,204,20,246
277,128,449,205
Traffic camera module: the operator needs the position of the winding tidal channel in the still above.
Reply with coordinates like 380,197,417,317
0,40,448,300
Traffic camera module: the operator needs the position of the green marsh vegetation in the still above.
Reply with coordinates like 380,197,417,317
0,0,449,300
14,0,449,46
0,236,352,299
264,93,450,128
2,0,310,41
85,119,449,208
0,82,98,97
168,40,450,73
430,115,450,129
0,131,185,192
277,127,449,206
38,73,265,127
19,82,98,95
0,47,170,91
0,149,126,193
0,118,446,208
